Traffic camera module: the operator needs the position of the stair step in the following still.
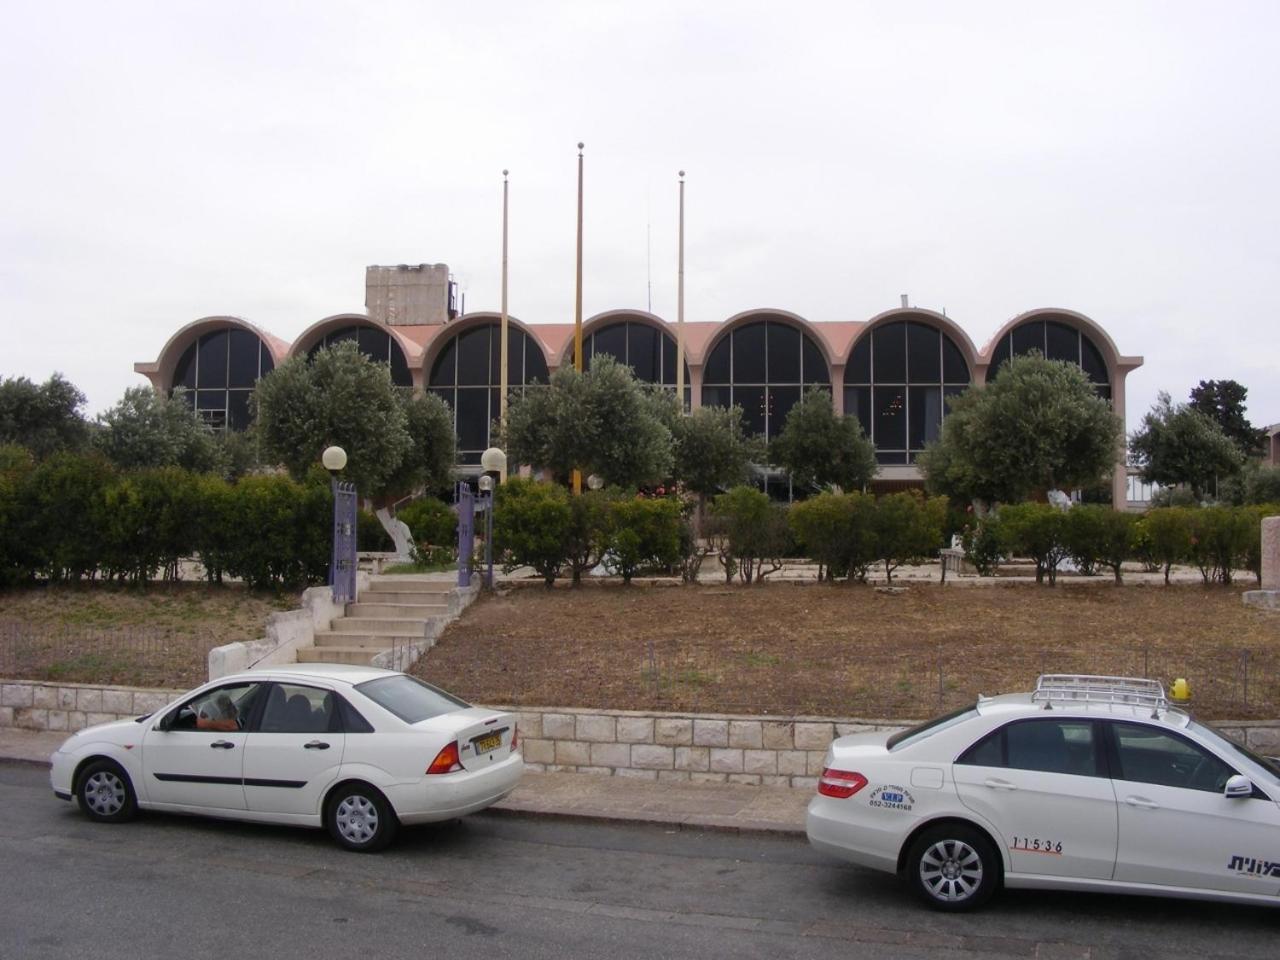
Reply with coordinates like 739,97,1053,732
345,602,448,619
329,618,427,636
313,632,424,649
295,646,383,665
349,594,451,608
366,578,454,593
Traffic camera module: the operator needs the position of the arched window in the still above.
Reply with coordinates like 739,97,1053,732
582,319,690,403
988,316,1110,399
427,323,549,465
307,325,411,387
171,328,275,431
843,320,971,465
701,318,830,442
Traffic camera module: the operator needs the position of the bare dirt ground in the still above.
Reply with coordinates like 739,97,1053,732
415,583,1280,720
0,583,298,687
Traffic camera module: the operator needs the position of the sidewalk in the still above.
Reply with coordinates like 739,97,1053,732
0,727,808,836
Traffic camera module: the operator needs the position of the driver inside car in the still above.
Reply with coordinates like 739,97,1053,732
196,693,240,732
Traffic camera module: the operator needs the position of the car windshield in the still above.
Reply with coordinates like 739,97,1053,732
887,706,978,752
1188,720,1280,786
355,675,469,724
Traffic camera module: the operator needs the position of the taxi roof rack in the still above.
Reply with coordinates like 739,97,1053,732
1032,674,1167,715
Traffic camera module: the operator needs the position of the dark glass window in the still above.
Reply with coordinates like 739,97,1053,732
704,337,731,384
907,322,941,382
1012,320,1044,357
989,336,1011,379
769,386,801,442
843,386,871,438
957,729,1003,766
908,386,942,449
455,388,489,451
1045,321,1079,364
802,336,829,384
1110,722,1235,793
942,336,968,384
874,387,906,450
174,343,197,389
767,322,801,383
1005,719,1099,777
733,324,767,383
702,385,732,409
337,695,375,734
1081,334,1108,385
311,324,411,387
259,683,337,734
197,330,228,389
592,323,627,363
737,386,767,437
526,339,549,382
847,336,871,384
456,327,491,386
227,329,260,388
431,339,456,386
873,323,906,383
505,331,525,387
662,335,677,385
354,675,469,725
358,326,390,363
628,324,659,382
227,391,252,431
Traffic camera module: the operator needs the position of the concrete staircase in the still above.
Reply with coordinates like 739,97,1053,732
295,576,463,667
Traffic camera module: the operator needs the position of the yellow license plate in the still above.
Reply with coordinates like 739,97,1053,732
473,732,502,754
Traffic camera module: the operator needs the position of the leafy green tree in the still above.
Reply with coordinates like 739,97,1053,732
380,391,456,497
769,388,877,491
397,497,458,551
671,404,759,505
0,373,91,459
565,489,615,586
0,446,36,584
789,491,878,582
998,502,1070,585
94,386,222,474
24,452,115,581
1129,392,1243,500
605,497,682,584
1189,379,1267,458
1092,508,1137,584
1062,504,1110,576
1220,461,1280,506
1142,507,1192,584
873,491,947,583
503,355,673,489
919,354,1121,505
493,477,571,587
253,342,412,497
1186,506,1253,585
710,485,792,584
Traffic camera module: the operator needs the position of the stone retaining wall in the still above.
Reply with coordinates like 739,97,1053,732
0,680,184,733
5,683,1279,791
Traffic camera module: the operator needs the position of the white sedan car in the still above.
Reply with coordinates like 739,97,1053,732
807,675,1280,910
50,664,523,852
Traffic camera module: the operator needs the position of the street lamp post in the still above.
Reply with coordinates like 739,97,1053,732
479,447,506,591
322,445,356,603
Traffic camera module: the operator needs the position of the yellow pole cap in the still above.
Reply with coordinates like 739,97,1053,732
1170,678,1191,702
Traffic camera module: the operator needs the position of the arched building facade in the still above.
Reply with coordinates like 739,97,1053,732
134,263,1143,505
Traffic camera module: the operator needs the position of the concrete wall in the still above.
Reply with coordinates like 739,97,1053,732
0,681,185,732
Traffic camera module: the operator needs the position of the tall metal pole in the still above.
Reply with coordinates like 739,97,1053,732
572,141,584,495
499,169,509,482
677,170,686,409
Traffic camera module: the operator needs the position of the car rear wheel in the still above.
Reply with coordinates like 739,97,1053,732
906,824,999,911
326,783,397,853
76,760,137,824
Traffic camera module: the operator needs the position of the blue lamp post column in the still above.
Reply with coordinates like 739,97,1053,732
479,447,506,591
323,445,357,604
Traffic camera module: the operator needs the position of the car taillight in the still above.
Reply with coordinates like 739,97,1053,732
427,741,463,775
510,723,519,753
817,768,868,799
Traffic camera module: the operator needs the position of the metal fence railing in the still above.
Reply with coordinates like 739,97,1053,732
0,620,213,689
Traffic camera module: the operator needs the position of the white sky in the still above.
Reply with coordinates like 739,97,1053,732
2,1,1278,432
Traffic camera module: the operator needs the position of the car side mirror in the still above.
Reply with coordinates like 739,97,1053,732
1224,774,1253,799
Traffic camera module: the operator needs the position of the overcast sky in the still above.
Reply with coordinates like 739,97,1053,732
2,1,1277,433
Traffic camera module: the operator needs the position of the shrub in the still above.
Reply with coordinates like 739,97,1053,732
1187,506,1254,585
961,516,1003,577
789,491,878,582
565,489,615,586
220,473,330,589
1142,507,1192,584
397,496,459,551
1094,509,1138,584
711,486,791,584
358,509,394,552
0,446,36,585
605,497,682,584
873,492,947,584
998,502,1069,585
493,477,571,587
1129,516,1161,573
98,468,202,583
1062,505,1111,576
24,452,116,581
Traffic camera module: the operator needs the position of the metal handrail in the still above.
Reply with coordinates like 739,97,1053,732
1032,674,1168,711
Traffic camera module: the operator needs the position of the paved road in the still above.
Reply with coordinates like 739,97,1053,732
1,763,1274,960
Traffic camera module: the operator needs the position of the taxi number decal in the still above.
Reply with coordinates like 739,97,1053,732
1010,837,1063,855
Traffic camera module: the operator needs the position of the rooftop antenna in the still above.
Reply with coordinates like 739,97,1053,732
900,294,909,309
647,217,652,314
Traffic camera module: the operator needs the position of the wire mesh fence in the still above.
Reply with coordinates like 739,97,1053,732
0,620,214,689
635,639,1280,721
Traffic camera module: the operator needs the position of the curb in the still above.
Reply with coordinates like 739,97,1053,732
482,803,805,838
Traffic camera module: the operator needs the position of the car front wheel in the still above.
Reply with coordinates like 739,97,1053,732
326,783,397,852
76,759,138,823
905,824,999,911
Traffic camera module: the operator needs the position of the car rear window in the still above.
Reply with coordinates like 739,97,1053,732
887,706,978,752
355,675,469,724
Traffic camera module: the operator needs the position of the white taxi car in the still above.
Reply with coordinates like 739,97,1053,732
807,675,1280,910
50,664,522,851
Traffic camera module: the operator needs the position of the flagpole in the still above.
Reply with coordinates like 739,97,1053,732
677,170,686,410
499,169,509,482
573,142,584,495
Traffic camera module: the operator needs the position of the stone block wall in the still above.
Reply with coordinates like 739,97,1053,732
0,681,183,733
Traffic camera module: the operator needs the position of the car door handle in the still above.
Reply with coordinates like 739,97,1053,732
210,740,236,750
1124,796,1159,809
304,741,331,750
983,778,1017,791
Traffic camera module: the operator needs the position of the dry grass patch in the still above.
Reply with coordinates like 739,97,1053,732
415,583,1280,720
